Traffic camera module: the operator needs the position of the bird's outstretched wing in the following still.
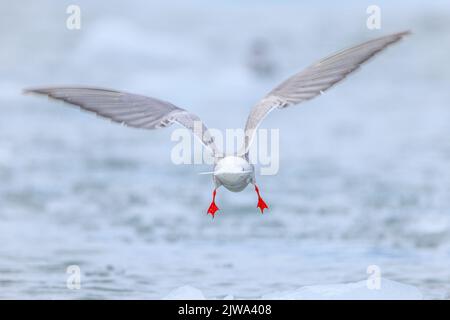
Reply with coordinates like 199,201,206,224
242,31,410,156
24,87,220,156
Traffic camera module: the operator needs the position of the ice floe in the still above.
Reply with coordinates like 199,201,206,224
164,279,422,300
163,285,206,300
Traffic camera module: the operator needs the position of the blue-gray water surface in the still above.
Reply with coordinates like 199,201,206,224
0,0,449,299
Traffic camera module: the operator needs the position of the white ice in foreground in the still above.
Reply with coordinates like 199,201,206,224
163,279,422,300
262,279,423,300
163,285,206,300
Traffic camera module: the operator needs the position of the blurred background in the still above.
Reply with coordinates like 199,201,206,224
0,0,450,299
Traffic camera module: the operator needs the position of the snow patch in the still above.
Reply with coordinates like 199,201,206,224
163,285,206,300
262,279,422,300
163,279,422,300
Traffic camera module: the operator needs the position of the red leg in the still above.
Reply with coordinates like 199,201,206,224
254,185,269,214
207,189,219,218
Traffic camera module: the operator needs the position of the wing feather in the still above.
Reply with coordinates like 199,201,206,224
242,31,410,156
24,87,220,156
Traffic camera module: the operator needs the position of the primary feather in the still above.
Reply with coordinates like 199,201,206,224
242,31,410,156
24,87,220,156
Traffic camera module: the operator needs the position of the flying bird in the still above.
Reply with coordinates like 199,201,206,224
24,31,409,218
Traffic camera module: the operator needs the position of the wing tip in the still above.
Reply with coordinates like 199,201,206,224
22,87,39,95
22,86,54,96
22,86,125,97
373,30,411,45
395,30,412,39
385,30,412,47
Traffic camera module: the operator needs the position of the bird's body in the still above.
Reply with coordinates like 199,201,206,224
213,156,254,192
207,155,266,215
24,31,410,218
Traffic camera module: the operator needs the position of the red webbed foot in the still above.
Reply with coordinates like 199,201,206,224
207,189,219,218
254,185,269,214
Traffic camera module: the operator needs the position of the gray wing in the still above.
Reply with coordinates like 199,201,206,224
24,87,220,156
242,31,410,156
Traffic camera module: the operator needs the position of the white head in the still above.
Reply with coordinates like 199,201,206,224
213,156,254,192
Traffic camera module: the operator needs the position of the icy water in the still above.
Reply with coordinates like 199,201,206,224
1,1,450,299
